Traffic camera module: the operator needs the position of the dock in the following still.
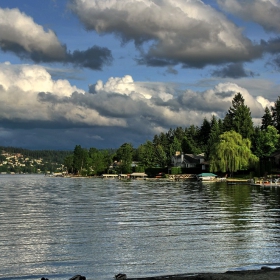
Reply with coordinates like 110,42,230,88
227,179,251,185
168,174,196,181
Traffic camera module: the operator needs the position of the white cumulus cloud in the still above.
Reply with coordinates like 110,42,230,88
0,63,125,127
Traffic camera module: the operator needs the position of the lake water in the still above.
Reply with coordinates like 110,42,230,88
0,175,280,280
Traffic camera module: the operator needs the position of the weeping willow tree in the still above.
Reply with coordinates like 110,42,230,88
209,131,258,176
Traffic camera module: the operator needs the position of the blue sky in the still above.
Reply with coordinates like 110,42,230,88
0,0,280,150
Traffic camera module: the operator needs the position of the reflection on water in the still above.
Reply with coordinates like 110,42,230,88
0,175,280,280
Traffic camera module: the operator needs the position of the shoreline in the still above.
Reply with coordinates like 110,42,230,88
126,267,280,280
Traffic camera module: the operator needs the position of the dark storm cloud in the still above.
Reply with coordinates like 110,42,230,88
38,90,158,119
137,56,177,67
0,118,81,130
1,40,113,70
211,63,256,79
258,37,280,70
217,0,280,33
67,46,113,70
88,84,97,94
0,41,64,63
0,126,156,150
261,37,280,54
70,0,264,68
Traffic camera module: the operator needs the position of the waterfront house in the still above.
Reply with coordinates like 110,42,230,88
171,152,207,170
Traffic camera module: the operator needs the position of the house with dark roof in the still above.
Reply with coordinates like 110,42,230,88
171,151,208,171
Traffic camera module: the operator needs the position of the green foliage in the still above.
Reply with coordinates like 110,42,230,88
135,165,145,172
88,148,112,175
153,131,172,164
205,115,222,160
252,125,279,158
185,125,202,153
271,96,280,132
223,93,254,140
198,118,211,151
137,141,156,168
154,144,167,167
171,167,182,174
64,155,74,174
116,143,134,174
169,136,182,158
261,106,273,130
209,131,259,175
137,141,168,168
181,137,198,154
73,145,90,175
173,127,185,143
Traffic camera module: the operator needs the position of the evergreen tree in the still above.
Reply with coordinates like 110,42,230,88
137,141,156,168
271,96,280,132
73,145,89,175
154,144,167,167
205,115,221,160
166,128,175,144
184,125,201,153
64,155,74,174
181,136,200,154
173,127,185,143
153,132,171,164
169,136,182,158
223,93,254,140
218,118,223,132
198,117,211,152
252,125,279,158
116,143,134,173
261,106,273,130
88,148,111,175
153,132,169,153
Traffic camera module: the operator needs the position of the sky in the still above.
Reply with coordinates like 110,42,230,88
1,0,280,150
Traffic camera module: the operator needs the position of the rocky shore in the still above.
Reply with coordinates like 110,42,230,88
127,267,280,280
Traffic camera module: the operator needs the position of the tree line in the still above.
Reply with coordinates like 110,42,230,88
64,93,280,177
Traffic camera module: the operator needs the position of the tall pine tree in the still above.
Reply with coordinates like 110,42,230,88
271,97,280,132
261,106,273,130
223,92,254,140
198,118,211,152
205,115,221,160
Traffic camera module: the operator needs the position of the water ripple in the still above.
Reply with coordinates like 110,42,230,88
0,175,280,280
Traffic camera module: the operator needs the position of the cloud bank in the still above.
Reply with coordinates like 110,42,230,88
0,62,269,149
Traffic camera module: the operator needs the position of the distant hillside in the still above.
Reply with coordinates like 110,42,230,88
0,146,73,174
0,146,72,164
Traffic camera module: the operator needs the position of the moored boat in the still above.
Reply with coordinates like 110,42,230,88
197,173,217,181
